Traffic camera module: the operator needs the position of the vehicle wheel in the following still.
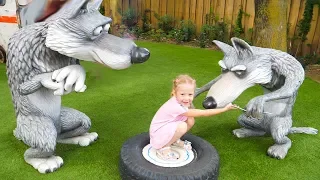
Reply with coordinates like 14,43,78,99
0,46,6,64
119,132,219,180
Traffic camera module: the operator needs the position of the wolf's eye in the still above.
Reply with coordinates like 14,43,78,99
93,26,103,36
234,70,245,76
221,68,228,73
103,24,110,32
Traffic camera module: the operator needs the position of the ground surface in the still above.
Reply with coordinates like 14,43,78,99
306,64,320,83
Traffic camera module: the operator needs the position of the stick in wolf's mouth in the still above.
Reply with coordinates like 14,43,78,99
233,105,272,115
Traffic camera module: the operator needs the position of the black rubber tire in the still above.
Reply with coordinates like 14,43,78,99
119,132,219,180
0,46,6,64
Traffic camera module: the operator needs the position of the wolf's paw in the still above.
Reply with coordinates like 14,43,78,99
233,128,247,138
304,128,318,134
79,132,99,146
57,132,98,146
267,144,288,160
233,128,265,138
25,155,63,174
52,65,86,94
312,128,318,134
245,96,265,119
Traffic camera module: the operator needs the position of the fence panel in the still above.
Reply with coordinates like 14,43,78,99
104,0,320,56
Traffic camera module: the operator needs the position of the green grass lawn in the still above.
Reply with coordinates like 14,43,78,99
0,41,319,180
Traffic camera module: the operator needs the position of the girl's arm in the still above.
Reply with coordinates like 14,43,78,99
182,103,236,117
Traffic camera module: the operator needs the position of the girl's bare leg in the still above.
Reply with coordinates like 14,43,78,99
165,117,195,147
165,117,194,147
173,117,195,148
164,122,188,147
186,117,195,131
157,122,188,159
157,120,194,159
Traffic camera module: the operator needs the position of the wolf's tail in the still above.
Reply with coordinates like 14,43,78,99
289,127,318,134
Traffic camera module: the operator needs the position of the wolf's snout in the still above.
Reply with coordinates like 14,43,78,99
131,47,150,64
203,96,217,109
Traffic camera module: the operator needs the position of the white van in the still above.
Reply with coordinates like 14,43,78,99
0,0,65,63
0,0,19,63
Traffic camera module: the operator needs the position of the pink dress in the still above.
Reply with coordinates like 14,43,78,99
149,96,188,149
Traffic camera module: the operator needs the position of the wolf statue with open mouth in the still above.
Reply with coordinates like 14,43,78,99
6,0,149,173
195,37,317,160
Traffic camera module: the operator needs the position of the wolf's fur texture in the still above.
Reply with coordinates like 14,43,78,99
6,0,149,173
196,37,317,159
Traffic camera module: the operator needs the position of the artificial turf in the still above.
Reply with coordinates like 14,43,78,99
0,41,319,179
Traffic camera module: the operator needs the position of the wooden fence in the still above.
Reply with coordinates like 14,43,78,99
103,0,320,56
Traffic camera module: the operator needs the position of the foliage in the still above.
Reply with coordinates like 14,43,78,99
150,29,166,42
294,0,320,64
298,49,320,67
234,8,245,37
130,26,143,38
154,13,175,34
141,9,152,32
233,7,251,43
120,8,138,30
204,8,219,26
198,11,228,48
116,24,129,37
174,20,196,43
198,22,228,48
297,0,320,41
198,31,209,48
297,0,317,42
99,5,105,15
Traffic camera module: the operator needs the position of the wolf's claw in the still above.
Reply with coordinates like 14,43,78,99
25,155,64,174
267,144,289,160
52,65,86,94
57,132,98,146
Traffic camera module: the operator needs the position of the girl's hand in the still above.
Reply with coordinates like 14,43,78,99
224,103,237,111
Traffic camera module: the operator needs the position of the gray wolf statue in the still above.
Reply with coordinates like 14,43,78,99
195,37,317,159
6,0,150,173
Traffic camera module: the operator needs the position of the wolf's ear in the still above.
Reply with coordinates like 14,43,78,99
230,37,253,58
213,40,234,55
44,0,90,22
88,0,103,10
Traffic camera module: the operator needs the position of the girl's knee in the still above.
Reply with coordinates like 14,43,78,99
187,117,195,127
176,122,188,134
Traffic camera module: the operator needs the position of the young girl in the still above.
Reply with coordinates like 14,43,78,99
149,74,237,160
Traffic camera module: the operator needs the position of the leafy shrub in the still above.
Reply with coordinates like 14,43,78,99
99,5,105,15
166,30,177,39
198,31,208,48
198,10,229,48
121,8,138,30
234,8,244,37
150,29,166,42
131,26,143,37
174,20,196,42
141,9,152,32
154,13,175,34
198,22,228,48
299,51,320,67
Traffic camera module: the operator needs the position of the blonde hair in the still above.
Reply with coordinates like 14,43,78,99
171,74,196,96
